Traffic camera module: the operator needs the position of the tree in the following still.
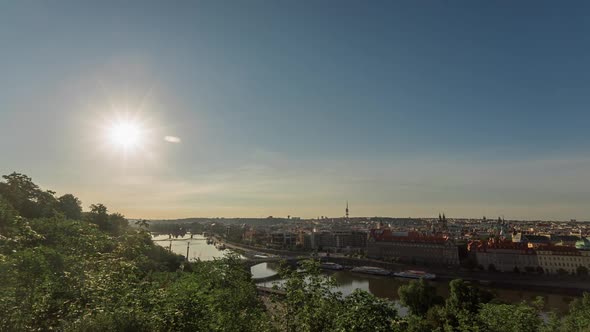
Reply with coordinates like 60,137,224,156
0,194,17,232
477,302,542,332
135,219,149,229
57,194,82,220
0,172,58,218
446,279,494,314
276,259,342,331
108,212,128,235
0,173,41,213
559,293,590,332
335,289,398,332
398,279,443,316
488,264,497,272
576,266,588,277
88,204,109,230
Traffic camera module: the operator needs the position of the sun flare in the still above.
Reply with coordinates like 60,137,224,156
108,121,142,149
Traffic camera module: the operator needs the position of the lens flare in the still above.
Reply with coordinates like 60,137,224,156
108,121,142,149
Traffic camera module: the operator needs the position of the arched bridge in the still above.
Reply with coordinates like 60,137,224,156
242,255,308,268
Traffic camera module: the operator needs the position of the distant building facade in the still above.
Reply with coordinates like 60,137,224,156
537,245,590,275
270,231,297,247
512,233,551,248
367,229,459,265
471,238,590,275
302,230,367,252
473,239,538,272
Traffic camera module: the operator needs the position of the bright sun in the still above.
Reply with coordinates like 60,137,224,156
108,121,142,149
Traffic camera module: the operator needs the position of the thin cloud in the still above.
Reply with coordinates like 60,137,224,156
164,136,181,143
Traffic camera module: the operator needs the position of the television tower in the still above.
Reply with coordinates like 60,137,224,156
345,201,349,221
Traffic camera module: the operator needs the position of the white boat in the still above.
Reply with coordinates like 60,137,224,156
393,270,436,280
320,262,344,270
351,266,390,276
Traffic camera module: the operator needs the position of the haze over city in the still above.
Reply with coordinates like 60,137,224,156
2,1,590,220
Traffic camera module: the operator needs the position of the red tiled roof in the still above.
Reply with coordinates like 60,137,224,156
469,239,534,254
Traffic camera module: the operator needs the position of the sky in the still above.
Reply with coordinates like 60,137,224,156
1,1,590,220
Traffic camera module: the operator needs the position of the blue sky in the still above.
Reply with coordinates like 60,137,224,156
1,1,590,220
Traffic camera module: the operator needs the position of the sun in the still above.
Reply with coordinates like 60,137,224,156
108,120,142,149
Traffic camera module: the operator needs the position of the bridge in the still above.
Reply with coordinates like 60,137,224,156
241,255,308,268
153,238,207,242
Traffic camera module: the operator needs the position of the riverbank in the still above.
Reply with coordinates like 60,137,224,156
217,237,590,295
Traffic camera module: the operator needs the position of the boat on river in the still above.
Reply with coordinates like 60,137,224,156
350,266,390,276
393,270,436,280
320,262,344,270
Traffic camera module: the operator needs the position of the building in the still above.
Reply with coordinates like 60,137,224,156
575,237,590,250
537,245,590,275
302,230,367,252
550,235,583,247
270,231,297,247
367,229,459,265
512,233,550,248
473,239,538,272
242,228,269,245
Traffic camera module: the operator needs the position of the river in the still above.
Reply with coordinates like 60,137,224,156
152,233,230,261
153,234,576,315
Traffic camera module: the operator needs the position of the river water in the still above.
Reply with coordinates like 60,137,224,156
152,233,230,261
153,234,575,314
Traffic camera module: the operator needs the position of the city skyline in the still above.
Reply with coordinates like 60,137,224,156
2,1,590,220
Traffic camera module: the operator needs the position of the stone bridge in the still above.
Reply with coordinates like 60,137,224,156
242,256,306,268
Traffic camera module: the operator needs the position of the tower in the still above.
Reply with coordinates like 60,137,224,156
345,201,349,221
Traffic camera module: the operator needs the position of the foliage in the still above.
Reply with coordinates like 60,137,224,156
0,173,270,332
275,259,399,332
477,302,543,332
559,293,590,332
446,279,494,315
2,172,590,332
276,260,342,331
57,194,82,220
334,289,398,332
398,278,443,316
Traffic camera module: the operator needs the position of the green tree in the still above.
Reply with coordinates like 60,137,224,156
108,212,129,235
0,173,41,215
57,194,82,220
87,204,128,235
559,293,590,332
0,172,58,218
477,302,542,332
135,219,150,229
276,259,342,331
576,265,588,277
0,194,17,233
334,289,398,332
88,203,108,228
398,279,443,316
446,279,493,314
